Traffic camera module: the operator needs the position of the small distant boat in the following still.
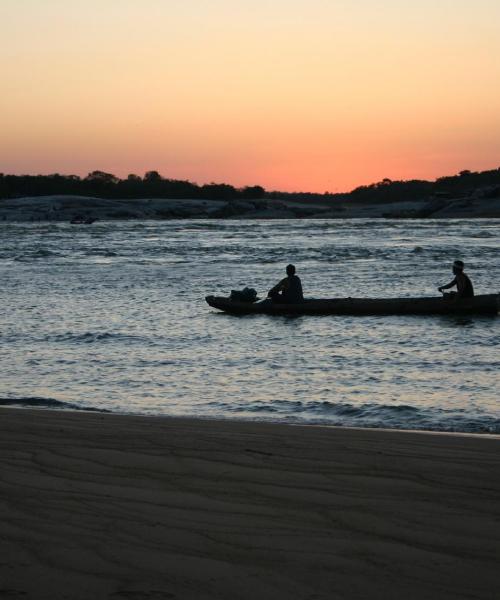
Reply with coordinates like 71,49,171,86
206,294,499,316
70,217,96,225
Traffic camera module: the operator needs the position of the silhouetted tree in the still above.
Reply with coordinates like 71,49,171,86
85,170,119,185
201,183,237,200
240,185,265,199
143,170,162,182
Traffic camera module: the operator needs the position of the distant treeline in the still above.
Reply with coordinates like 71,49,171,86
0,170,266,201
1,167,499,204
336,168,500,205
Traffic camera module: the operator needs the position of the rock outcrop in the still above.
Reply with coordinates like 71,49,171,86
0,188,499,222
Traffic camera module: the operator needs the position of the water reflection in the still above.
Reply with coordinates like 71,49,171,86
438,315,496,328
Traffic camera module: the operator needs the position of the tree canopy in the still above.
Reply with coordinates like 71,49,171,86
1,168,499,204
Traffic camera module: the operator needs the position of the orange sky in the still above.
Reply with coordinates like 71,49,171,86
2,0,500,192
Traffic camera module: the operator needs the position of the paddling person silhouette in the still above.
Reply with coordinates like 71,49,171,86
268,264,304,303
438,260,474,299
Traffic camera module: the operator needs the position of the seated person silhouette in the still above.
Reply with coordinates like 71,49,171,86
268,264,304,304
438,260,474,299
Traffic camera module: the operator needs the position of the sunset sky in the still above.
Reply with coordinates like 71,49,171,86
2,0,500,192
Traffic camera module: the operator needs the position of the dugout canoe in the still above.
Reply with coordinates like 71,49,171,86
205,294,499,316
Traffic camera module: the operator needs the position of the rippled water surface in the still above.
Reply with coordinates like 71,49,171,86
1,219,499,432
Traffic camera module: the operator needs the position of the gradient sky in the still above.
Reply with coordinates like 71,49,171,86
2,0,499,192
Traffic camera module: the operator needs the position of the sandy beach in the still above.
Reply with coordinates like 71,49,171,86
1,409,499,599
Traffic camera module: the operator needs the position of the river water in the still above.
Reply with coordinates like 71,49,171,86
1,219,499,433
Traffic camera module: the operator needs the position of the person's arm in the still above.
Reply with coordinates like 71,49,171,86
268,277,287,296
438,277,457,293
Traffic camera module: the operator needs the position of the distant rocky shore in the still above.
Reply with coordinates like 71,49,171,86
1,187,499,222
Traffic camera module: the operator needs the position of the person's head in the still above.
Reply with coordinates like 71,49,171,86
453,260,464,275
286,264,296,276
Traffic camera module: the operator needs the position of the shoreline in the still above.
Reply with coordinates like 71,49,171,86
2,404,500,440
1,407,499,599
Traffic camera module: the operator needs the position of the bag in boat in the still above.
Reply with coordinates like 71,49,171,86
230,287,258,303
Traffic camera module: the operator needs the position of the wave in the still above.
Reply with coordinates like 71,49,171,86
13,248,61,261
82,248,118,257
205,400,500,433
468,231,497,238
44,331,146,344
0,396,110,412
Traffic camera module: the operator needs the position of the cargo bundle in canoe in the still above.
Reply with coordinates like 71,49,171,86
205,294,499,316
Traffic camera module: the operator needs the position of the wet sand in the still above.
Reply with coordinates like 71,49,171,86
1,408,499,599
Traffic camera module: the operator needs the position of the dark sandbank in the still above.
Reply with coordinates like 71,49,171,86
1,408,499,599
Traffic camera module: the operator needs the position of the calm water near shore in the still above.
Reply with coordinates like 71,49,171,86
1,218,499,432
